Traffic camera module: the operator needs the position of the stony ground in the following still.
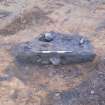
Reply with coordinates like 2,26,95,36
0,0,105,105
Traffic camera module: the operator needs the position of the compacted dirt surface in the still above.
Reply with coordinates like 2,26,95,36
0,0,105,105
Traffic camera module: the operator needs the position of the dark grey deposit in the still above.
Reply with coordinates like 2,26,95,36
12,32,96,65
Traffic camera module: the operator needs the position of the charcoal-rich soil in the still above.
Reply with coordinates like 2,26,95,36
0,0,105,105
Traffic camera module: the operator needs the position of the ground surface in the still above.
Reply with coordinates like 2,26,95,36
0,0,105,105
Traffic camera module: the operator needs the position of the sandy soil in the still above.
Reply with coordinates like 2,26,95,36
0,0,105,105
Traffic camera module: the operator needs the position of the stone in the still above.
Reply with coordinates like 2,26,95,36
90,90,95,95
40,32,54,42
49,57,61,65
79,38,85,45
12,32,96,65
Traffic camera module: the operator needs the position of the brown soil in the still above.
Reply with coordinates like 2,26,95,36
0,0,105,105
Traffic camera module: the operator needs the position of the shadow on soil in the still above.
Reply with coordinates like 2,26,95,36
1,57,105,105
3,59,104,105
41,60,105,105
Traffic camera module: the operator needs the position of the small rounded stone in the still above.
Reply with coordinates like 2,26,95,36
55,92,61,97
79,38,85,45
49,57,60,65
44,32,54,42
90,90,95,94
